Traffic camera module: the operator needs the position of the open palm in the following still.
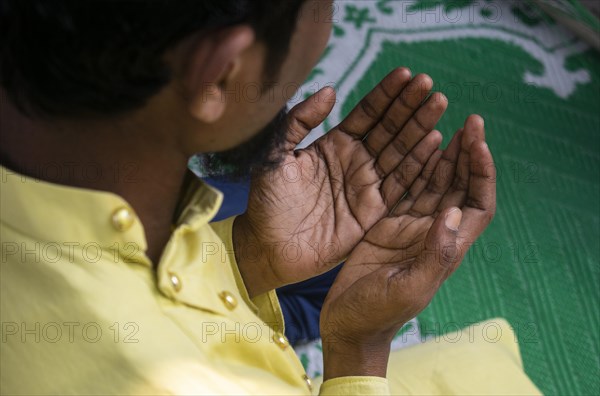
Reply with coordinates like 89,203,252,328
235,69,450,296
320,115,496,348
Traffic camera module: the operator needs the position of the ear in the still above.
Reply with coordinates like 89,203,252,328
184,25,256,124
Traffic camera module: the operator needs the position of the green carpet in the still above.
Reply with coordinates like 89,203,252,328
295,1,600,394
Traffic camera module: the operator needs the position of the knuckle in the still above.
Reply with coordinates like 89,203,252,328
381,117,399,135
398,94,417,112
360,97,379,119
412,116,428,133
391,137,410,156
441,244,459,267
392,167,410,187
380,82,396,100
289,114,311,133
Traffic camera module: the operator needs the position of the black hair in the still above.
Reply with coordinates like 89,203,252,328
0,0,306,118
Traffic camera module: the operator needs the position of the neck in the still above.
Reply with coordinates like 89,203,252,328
0,100,190,265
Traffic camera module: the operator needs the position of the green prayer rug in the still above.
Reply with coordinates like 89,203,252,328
293,1,600,394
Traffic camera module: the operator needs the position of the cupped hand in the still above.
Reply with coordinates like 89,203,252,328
319,116,496,379
234,68,450,297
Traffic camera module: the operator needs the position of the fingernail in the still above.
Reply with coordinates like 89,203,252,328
321,86,336,101
445,208,462,231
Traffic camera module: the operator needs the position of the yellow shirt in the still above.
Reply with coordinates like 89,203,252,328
0,165,389,395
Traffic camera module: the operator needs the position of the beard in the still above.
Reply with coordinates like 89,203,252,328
194,107,289,181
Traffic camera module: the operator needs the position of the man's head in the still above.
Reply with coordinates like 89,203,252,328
0,0,333,175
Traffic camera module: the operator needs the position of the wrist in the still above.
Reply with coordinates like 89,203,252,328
322,337,390,381
232,214,275,298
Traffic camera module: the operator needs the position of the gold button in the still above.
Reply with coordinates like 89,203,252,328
169,273,182,292
218,291,238,310
272,331,289,350
111,207,135,232
302,374,313,391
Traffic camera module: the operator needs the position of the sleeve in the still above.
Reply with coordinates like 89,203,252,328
212,217,391,396
318,377,390,396
209,216,285,333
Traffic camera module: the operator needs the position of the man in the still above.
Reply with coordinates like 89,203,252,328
0,0,539,394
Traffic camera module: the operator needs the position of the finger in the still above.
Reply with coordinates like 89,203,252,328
436,115,486,210
376,91,447,175
416,207,463,285
456,141,496,249
284,86,336,151
364,74,435,156
458,115,486,179
381,130,443,209
335,67,412,139
401,129,463,216
392,149,442,216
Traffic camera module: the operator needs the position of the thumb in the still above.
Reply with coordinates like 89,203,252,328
418,207,463,282
284,86,336,150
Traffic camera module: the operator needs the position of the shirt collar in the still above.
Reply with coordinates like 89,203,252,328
0,165,223,267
